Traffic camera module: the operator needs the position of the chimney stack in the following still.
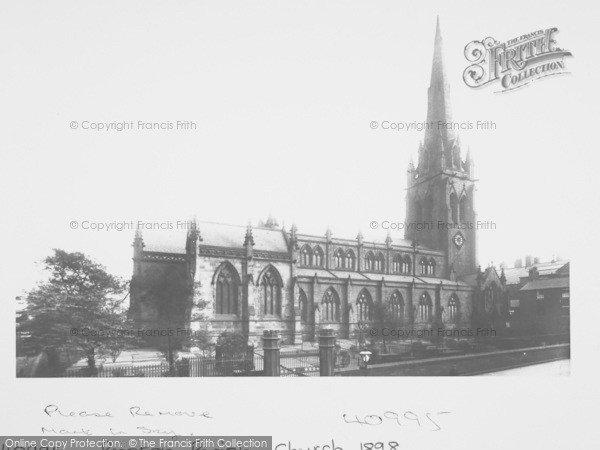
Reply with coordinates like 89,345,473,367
529,266,539,280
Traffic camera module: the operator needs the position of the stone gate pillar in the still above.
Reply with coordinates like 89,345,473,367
319,328,336,376
262,330,281,376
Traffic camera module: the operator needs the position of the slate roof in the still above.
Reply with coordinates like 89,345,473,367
296,269,374,281
361,273,416,283
520,277,570,291
502,260,569,285
412,276,471,288
141,221,443,256
535,261,569,276
295,268,470,287
142,221,289,254
200,222,288,253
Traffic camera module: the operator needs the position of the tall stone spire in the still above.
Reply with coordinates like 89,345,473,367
422,17,456,171
405,19,478,276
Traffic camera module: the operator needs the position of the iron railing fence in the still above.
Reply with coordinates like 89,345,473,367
65,354,265,377
279,350,320,376
65,362,171,377
63,332,568,377
187,354,264,377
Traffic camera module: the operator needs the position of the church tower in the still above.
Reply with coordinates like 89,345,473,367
405,18,477,278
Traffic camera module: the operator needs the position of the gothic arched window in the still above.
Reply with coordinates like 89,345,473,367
345,250,356,270
300,245,312,266
428,258,436,276
450,192,459,223
334,249,344,269
313,246,324,267
377,252,386,272
448,294,460,322
390,291,405,320
392,254,402,273
215,264,239,315
418,292,432,322
402,255,411,274
322,287,340,322
419,258,428,275
459,195,468,223
261,266,281,316
365,251,375,271
357,289,373,321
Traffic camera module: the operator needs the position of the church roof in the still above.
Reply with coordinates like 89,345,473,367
140,220,444,256
200,222,288,252
416,276,471,288
360,273,417,283
141,221,289,254
295,268,470,287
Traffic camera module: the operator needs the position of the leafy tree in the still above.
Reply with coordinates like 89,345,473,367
134,265,209,372
216,331,248,356
20,250,130,375
215,331,253,375
370,301,395,353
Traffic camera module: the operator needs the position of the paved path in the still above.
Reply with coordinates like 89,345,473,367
340,344,569,376
481,359,570,376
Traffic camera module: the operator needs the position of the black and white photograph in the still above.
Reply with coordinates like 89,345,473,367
13,17,571,379
1,0,598,448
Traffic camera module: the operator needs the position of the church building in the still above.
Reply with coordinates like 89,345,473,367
129,21,508,346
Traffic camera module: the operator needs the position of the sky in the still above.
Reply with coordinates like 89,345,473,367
1,0,595,302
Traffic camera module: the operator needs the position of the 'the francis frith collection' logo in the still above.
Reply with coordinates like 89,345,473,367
463,27,572,92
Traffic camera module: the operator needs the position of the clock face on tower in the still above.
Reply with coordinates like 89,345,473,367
453,232,465,249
